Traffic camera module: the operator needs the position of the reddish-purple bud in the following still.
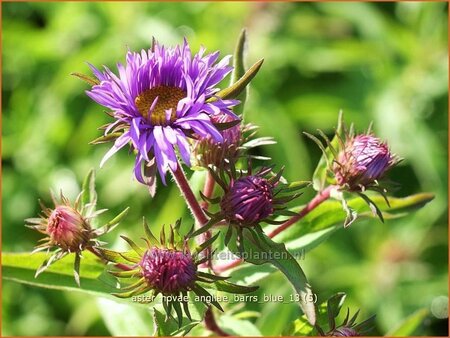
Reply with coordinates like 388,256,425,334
331,327,360,337
47,205,90,251
194,113,241,167
139,248,197,294
334,134,396,189
220,175,274,226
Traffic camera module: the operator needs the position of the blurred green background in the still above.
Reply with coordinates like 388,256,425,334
2,1,448,336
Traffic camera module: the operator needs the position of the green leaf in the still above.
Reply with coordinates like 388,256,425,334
210,58,264,102
327,292,347,324
152,293,206,336
271,192,435,246
284,315,315,336
231,28,248,116
217,314,262,336
311,111,344,191
226,227,316,325
386,308,429,336
2,251,124,301
153,309,200,336
81,169,97,213
97,298,154,336
95,207,130,236
229,193,433,287
198,280,258,294
286,293,337,336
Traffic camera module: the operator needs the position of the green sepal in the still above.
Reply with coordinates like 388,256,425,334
197,271,229,282
142,218,160,247
357,192,384,223
120,235,144,256
191,284,223,312
107,268,140,278
213,118,241,131
190,218,219,238
71,72,100,86
89,132,122,145
112,283,151,298
310,111,344,191
194,231,220,254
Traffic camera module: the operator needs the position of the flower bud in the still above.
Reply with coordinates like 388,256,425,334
106,219,258,323
140,248,197,295
334,134,396,189
330,327,360,337
47,205,90,252
220,175,274,226
194,113,241,167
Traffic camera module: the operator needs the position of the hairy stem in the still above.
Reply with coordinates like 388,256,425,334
171,164,209,226
267,185,334,238
205,307,229,336
215,185,335,273
171,164,225,335
199,171,216,270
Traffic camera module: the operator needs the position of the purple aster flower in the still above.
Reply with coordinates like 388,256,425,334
334,134,398,190
86,39,238,188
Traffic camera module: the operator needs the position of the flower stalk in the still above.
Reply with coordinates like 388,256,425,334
267,185,335,238
171,164,209,226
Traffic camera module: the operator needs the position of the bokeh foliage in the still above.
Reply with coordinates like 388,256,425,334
2,2,448,336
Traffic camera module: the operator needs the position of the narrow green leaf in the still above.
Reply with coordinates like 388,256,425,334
327,292,346,329
231,28,247,115
210,58,264,102
81,169,97,212
199,280,258,294
190,218,218,237
95,207,130,236
386,308,429,336
226,228,316,325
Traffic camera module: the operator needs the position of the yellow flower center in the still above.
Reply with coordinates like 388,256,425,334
135,86,186,125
